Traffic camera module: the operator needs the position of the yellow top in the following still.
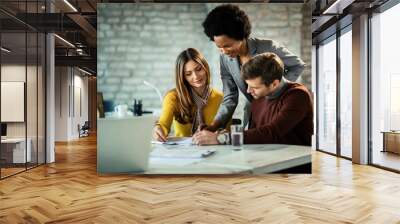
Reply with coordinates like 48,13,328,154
158,88,223,137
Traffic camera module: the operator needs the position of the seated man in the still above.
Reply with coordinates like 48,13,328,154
193,52,313,146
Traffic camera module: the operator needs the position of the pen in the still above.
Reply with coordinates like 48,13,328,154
201,150,216,158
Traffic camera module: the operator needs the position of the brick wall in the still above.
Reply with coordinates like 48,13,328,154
98,3,311,118
301,2,312,90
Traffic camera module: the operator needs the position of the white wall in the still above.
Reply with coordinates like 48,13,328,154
1,65,41,137
55,67,89,141
1,65,26,81
71,73,89,138
55,67,69,141
1,64,46,164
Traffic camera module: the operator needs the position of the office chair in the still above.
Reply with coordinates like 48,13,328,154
79,121,90,138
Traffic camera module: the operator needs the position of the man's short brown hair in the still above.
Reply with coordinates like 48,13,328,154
241,52,284,85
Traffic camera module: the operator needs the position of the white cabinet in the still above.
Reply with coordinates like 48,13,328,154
1,138,32,163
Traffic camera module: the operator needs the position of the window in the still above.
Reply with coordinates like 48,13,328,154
0,1,47,179
370,2,400,171
317,35,337,154
339,27,352,158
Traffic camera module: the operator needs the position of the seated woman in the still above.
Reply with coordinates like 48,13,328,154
153,48,223,142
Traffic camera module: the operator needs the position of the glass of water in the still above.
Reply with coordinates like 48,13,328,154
230,125,243,147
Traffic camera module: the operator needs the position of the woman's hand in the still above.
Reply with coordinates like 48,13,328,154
201,121,221,132
152,125,167,142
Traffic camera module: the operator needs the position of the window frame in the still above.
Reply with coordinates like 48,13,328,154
314,21,353,161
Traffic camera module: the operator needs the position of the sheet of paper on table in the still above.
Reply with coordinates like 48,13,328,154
150,147,215,159
151,137,193,146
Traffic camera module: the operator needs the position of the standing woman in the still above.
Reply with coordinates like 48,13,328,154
201,4,305,131
152,48,223,142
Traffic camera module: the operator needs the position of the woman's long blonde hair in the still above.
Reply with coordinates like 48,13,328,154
173,48,211,124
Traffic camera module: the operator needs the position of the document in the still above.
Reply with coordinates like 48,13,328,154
151,137,193,146
150,147,216,159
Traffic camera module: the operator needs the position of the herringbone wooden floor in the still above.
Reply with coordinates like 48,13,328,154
1,135,399,224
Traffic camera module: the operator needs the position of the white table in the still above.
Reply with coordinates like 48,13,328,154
97,116,311,174
1,138,31,163
145,144,311,174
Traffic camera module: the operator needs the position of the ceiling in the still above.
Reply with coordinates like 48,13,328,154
311,0,390,44
1,0,97,74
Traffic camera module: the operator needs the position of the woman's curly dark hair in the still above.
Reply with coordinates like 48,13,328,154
202,4,251,41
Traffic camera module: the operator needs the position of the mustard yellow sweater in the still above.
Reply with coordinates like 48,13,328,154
158,88,223,137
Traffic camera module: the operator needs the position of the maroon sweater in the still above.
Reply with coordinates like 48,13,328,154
244,83,313,146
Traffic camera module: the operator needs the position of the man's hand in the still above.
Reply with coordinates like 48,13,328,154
192,130,219,145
